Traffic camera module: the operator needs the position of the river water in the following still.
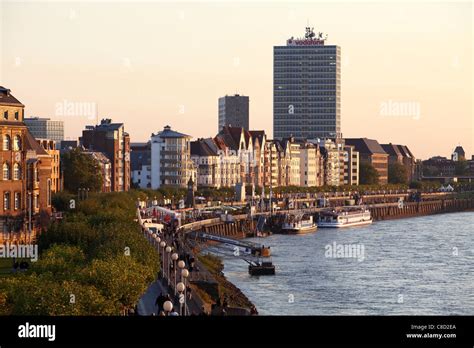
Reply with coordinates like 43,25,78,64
221,212,474,315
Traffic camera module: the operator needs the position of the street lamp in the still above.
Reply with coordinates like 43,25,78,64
160,241,166,279
176,282,185,316
171,253,179,294
163,300,173,316
181,268,189,316
155,236,161,248
165,246,172,286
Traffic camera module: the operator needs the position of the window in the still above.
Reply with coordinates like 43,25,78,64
3,135,10,151
14,111,19,120
47,180,52,206
14,192,21,210
3,163,10,180
13,135,21,151
3,192,10,210
13,163,21,180
3,111,7,120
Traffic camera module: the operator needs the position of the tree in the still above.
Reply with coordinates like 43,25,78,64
388,163,408,184
359,162,379,185
61,148,103,193
455,160,468,176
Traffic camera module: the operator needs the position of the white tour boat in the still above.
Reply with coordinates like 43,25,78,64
317,206,373,228
281,214,317,234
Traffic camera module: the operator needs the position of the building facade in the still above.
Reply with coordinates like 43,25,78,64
218,94,249,132
24,117,64,143
80,118,130,192
130,142,151,189
345,138,388,184
0,87,55,243
274,27,341,140
150,126,195,189
83,151,112,192
381,143,416,182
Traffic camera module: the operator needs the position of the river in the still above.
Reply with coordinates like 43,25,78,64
221,212,474,315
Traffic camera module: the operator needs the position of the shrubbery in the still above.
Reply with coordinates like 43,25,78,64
0,191,159,315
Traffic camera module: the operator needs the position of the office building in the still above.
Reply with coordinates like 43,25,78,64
24,117,64,143
274,27,341,140
218,94,249,132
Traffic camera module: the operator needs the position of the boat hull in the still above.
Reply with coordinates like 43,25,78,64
280,225,317,234
318,219,373,228
249,264,275,276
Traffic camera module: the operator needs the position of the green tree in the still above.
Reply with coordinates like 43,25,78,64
455,160,468,176
388,163,408,184
359,162,380,185
61,148,103,193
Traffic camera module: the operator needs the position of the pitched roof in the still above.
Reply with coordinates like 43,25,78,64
345,138,387,155
249,130,265,146
130,144,151,171
154,125,190,138
453,146,465,155
191,139,218,157
0,86,24,107
396,145,414,158
24,130,48,155
381,143,402,157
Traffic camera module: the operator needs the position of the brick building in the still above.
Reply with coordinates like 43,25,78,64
80,119,130,192
0,86,56,243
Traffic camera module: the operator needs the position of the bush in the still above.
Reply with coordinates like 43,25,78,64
0,191,159,315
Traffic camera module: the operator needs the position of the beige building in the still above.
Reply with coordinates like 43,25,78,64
300,142,324,187
150,126,196,189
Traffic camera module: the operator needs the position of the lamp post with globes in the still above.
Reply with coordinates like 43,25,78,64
163,300,173,316
159,241,166,279
176,282,185,316
154,235,161,251
181,268,189,315
171,253,179,294
165,246,172,286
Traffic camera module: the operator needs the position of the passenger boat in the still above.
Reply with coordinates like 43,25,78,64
280,214,317,234
317,206,372,228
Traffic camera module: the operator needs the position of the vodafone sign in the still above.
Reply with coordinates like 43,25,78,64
287,39,325,46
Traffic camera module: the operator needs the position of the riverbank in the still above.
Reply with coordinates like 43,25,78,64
197,254,255,312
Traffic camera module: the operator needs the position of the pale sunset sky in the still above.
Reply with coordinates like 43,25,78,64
0,0,472,159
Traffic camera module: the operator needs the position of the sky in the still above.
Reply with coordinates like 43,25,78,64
0,0,472,160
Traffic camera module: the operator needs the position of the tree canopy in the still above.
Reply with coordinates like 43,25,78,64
61,148,103,193
388,163,408,184
359,162,380,185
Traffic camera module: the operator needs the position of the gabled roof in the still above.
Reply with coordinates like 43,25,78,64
249,130,265,146
345,138,387,155
0,86,24,107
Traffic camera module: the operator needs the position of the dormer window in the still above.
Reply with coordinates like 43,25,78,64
3,111,7,120
14,111,19,120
